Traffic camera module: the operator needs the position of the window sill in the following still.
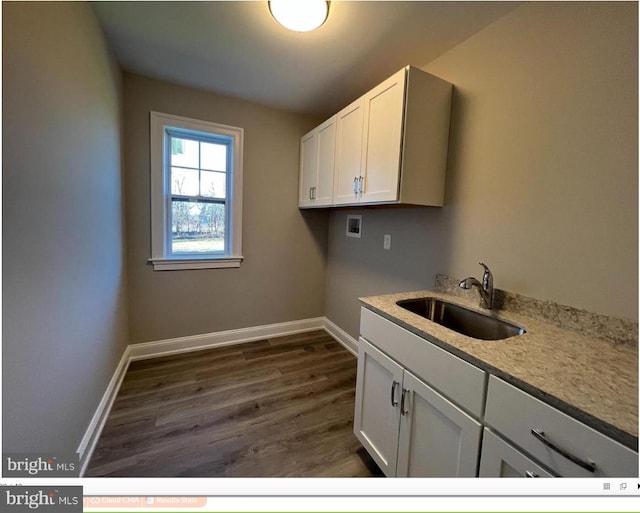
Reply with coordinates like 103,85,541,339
149,256,243,271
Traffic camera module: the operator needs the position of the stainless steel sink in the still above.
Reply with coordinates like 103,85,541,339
396,297,525,340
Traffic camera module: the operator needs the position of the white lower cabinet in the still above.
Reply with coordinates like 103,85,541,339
356,307,638,478
484,375,638,477
479,428,553,477
353,338,403,475
354,337,482,477
396,370,482,477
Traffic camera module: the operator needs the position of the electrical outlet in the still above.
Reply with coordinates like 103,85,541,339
383,234,391,250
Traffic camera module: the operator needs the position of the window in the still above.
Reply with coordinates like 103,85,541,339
149,112,243,270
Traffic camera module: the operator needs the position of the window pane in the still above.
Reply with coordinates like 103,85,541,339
201,170,226,198
201,142,227,171
170,137,199,168
171,199,225,254
171,167,199,196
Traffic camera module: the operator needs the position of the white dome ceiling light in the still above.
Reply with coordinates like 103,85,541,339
269,0,330,32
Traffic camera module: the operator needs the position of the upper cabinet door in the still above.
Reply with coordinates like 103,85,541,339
298,130,317,208
298,116,336,208
314,116,337,206
360,68,406,204
333,98,365,205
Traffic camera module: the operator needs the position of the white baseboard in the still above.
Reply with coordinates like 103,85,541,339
77,345,131,477
76,316,327,475
323,318,358,356
128,317,326,361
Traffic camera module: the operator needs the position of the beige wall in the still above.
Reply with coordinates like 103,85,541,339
325,1,638,338
325,207,445,337
3,2,129,454
124,74,327,343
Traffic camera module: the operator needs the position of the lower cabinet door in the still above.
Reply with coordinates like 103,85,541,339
396,370,482,477
479,428,553,477
354,338,404,476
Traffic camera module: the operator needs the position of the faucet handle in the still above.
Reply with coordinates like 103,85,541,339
478,262,493,289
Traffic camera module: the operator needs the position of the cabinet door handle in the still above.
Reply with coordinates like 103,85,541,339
530,429,596,473
400,388,409,416
390,380,399,407
353,177,358,195
525,471,539,478
358,176,364,195
311,186,316,199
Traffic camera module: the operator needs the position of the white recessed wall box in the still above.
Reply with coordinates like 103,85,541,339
346,215,362,238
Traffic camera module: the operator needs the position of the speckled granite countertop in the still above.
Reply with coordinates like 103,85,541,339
360,290,638,451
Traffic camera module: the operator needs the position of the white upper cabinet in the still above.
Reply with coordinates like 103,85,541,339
315,117,337,205
333,98,365,204
298,116,336,207
298,130,318,208
360,68,406,203
298,65,453,209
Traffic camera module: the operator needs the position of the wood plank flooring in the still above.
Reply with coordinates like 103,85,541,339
86,330,382,477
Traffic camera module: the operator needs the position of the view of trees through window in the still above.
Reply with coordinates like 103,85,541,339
169,135,227,254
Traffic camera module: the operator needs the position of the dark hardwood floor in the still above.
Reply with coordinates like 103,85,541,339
86,330,382,477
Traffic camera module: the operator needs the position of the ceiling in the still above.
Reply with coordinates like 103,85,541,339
92,1,520,118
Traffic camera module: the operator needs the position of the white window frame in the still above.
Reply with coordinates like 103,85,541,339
149,111,243,271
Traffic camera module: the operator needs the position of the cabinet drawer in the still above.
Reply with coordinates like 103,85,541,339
360,307,486,417
485,376,638,477
479,428,553,477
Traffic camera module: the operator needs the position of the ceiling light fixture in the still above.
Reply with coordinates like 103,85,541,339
269,0,329,32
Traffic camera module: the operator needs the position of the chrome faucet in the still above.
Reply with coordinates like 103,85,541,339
459,262,494,309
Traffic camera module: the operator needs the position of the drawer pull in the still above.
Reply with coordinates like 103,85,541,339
400,388,409,416
525,471,539,478
531,429,596,473
390,380,399,407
